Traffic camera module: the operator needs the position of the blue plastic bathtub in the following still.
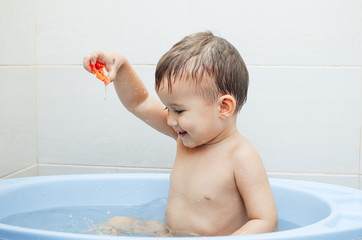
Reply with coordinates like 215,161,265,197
0,173,361,240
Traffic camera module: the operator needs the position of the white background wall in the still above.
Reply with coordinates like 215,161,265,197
0,0,361,189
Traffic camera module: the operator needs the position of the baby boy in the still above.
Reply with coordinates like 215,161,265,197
83,32,278,236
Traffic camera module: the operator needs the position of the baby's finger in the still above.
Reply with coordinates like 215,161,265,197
89,49,104,65
83,54,92,72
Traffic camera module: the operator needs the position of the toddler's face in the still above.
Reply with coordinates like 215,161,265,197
157,78,223,148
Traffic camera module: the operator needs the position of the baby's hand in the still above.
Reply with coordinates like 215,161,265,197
83,50,126,83
89,61,111,85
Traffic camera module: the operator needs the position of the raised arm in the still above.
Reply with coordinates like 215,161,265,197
83,50,177,139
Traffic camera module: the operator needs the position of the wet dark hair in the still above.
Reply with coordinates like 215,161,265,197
155,31,249,112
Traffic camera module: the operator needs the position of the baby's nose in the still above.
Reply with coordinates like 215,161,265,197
167,115,177,127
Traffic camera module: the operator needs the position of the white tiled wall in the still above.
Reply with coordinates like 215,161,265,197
191,0,362,66
0,67,37,176
0,0,361,189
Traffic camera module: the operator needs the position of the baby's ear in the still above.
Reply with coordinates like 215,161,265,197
218,95,236,119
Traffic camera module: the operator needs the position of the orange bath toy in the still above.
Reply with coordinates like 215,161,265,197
89,61,111,85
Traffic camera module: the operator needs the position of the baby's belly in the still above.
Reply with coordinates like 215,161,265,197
165,197,247,236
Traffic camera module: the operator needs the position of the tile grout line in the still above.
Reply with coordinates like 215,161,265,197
267,171,359,177
0,164,38,179
35,0,40,176
37,162,172,171
1,64,362,69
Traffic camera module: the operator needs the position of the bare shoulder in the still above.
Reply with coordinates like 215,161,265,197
229,133,269,189
230,134,263,166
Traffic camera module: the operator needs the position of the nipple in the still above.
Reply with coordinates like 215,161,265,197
203,195,211,201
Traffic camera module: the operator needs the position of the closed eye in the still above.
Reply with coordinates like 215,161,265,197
163,106,184,114
175,110,184,114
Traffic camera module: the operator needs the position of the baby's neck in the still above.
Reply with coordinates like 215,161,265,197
201,117,239,147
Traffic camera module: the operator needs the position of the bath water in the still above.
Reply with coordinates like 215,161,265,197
0,198,167,236
0,198,298,236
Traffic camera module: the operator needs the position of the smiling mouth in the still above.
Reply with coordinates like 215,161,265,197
178,131,187,137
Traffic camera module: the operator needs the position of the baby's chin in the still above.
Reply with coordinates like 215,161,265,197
180,137,207,148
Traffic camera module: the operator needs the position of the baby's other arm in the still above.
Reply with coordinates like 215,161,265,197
83,50,177,139
231,148,278,235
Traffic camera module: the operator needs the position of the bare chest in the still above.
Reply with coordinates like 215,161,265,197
165,146,246,235
169,141,244,210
